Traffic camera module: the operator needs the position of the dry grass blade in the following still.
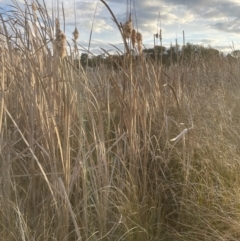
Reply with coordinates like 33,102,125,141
58,178,82,241
170,126,194,142
4,106,57,206
164,83,181,116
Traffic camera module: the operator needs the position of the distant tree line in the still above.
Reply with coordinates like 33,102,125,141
78,43,239,69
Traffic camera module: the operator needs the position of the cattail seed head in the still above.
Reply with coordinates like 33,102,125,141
136,32,142,43
32,2,37,22
131,29,136,48
54,28,67,58
32,2,37,12
72,27,79,41
136,32,143,54
122,20,132,39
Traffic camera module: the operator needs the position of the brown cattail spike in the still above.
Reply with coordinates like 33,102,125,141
131,29,136,48
72,27,79,41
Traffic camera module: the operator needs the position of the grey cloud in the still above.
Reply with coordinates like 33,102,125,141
211,18,240,34
129,0,240,35
161,0,240,19
75,2,97,12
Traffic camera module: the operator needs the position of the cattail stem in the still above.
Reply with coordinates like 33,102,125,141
100,0,129,53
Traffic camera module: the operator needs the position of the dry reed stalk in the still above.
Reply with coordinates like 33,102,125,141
0,47,4,135
55,18,60,31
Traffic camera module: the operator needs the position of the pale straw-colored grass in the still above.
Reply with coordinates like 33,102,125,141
1,1,240,241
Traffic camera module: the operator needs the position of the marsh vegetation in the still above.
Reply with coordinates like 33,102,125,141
1,1,240,240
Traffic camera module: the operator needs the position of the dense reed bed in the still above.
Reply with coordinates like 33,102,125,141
1,1,240,240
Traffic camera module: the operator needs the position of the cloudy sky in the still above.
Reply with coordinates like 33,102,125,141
1,0,240,54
